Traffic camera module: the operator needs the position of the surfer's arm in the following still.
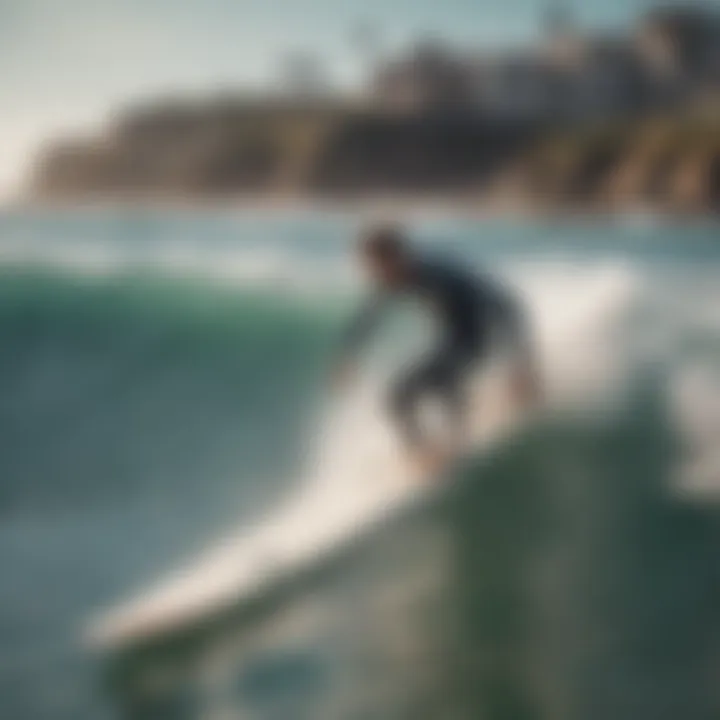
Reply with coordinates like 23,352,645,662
338,293,389,360
333,295,386,388
332,295,389,390
338,292,390,365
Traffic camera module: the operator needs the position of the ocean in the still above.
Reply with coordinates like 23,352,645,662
0,207,718,720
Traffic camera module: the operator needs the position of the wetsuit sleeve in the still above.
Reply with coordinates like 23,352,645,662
338,293,389,359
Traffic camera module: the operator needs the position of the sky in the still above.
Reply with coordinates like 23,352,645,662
0,0,687,196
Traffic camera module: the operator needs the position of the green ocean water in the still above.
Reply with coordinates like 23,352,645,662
0,208,718,719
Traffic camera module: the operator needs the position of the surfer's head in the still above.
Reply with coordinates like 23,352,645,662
359,224,412,288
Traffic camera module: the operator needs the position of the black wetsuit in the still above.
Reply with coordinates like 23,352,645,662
341,254,525,448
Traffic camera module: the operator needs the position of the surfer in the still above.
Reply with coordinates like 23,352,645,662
334,224,539,471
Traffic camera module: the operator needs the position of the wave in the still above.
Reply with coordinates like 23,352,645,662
105,373,720,720
0,212,718,719
0,271,336,513
0,249,716,514
87,256,650,648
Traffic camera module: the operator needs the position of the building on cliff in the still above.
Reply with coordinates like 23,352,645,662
368,5,720,121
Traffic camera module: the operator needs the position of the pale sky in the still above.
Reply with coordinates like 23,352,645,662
0,0,671,197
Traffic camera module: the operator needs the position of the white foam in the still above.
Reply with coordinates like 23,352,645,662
670,362,720,498
511,261,642,407
0,234,357,295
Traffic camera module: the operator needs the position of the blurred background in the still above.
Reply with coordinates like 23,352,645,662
1,1,720,718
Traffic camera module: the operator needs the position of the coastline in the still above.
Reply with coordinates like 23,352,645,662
4,191,719,225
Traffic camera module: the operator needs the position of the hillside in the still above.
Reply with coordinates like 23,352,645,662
30,100,543,201
498,108,720,213
29,98,720,214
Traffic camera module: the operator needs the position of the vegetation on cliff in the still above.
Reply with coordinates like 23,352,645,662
496,106,720,213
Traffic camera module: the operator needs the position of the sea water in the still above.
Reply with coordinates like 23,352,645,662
0,207,718,719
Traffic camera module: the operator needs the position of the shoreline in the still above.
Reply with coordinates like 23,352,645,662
4,192,719,224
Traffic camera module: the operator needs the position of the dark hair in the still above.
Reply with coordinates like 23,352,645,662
360,224,408,263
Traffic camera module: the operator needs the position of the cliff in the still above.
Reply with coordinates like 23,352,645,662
497,107,720,213
30,97,720,214
30,99,543,201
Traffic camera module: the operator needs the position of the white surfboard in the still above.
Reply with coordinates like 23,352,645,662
87,367,530,650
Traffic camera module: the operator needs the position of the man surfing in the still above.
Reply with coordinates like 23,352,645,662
334,224,539,473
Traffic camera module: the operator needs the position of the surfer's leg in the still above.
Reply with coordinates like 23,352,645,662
388,361,434,449
436,363,465,431
388,348,468,450
434,350,474,444
432,329,489,446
